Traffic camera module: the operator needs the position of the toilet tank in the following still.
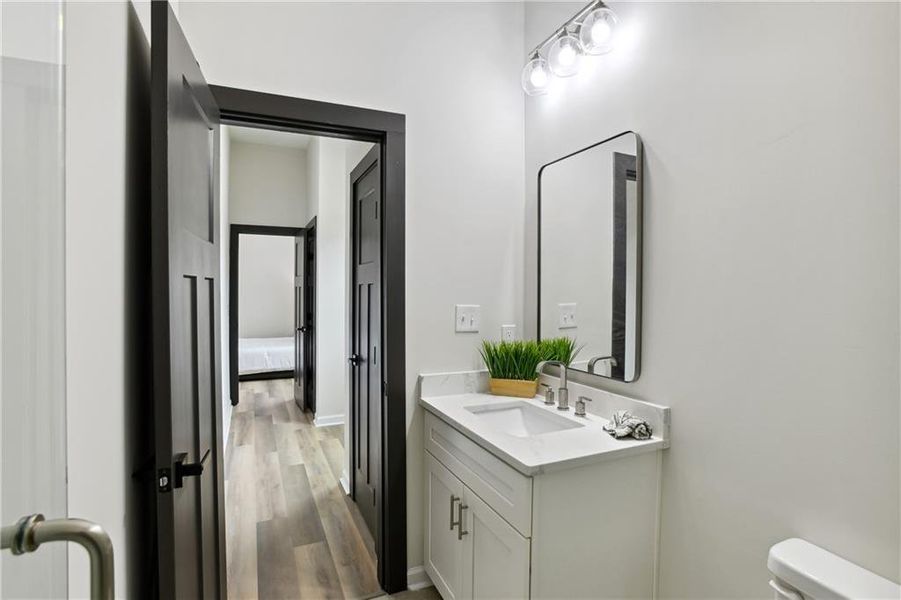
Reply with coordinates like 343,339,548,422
767,538,899,600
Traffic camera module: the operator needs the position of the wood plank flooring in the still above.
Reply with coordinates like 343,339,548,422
225,380,381,600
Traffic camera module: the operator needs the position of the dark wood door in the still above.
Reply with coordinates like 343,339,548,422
350,146,382,543
294,232,305,410
304,219,317,413
150,2,225,598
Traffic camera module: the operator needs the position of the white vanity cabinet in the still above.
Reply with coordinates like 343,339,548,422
423,410,662,600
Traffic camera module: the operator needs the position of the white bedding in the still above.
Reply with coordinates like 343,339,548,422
239,337,294,375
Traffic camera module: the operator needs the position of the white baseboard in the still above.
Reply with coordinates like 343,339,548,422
339,472,350,495
313,414,345,428
407,566,433,591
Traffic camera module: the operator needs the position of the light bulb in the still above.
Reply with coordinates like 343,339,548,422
530,67,548,87
521,56,552,96
548,33,582,77
579,7,617,55
558,44,577,67
590,20,612,44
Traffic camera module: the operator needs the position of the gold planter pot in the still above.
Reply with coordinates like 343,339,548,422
488,378,539,399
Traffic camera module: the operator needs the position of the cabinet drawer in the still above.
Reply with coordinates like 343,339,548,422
424,412,532,536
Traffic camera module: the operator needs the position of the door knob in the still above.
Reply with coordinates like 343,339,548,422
173,449,210,489
348,354,362,365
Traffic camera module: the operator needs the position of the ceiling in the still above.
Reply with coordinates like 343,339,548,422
226,125,313,150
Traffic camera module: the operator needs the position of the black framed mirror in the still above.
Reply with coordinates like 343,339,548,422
537,131,643,382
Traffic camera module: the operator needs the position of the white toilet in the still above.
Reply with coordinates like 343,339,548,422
768,538,900,599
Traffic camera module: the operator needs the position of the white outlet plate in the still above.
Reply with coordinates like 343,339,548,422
455,304,481,333
558,303,577,329
501,324,516,342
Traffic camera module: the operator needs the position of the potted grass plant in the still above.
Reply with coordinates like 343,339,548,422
480,337,582,398
480,340,543,398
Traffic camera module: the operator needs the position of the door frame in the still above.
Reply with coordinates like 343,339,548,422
228,223,304,405
212,86,407,593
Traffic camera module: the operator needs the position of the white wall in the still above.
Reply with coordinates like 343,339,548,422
66,2,151,597
238,234,295,339
303,136,374,427
524,2,900,596
306,137,349,424
305,135,320,225
179,2,526,570
229,140,308,227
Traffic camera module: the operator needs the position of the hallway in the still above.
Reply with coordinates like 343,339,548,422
225,380,379,599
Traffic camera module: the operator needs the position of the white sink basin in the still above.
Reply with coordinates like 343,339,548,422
464,400,584,438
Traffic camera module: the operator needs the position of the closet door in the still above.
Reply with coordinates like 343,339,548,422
294,232,305,409
425,453,466,600
461,486,531,600
350,146,381,540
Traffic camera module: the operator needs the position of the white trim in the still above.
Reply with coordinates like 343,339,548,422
339,472,350,495
313,413,345,428
407,566,433,591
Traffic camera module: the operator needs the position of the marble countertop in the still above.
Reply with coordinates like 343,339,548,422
419,371,670,476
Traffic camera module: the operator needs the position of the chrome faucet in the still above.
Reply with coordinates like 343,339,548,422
587,355,617,375
536,360,570,411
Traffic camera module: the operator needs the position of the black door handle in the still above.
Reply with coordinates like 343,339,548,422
348,354,362,365
173,449,210,489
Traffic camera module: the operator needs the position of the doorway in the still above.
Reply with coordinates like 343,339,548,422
229,224,304,406
149,8,406,594
219,120,398,599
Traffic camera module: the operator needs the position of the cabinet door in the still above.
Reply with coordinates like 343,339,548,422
425,452,467,600
461,487,531,600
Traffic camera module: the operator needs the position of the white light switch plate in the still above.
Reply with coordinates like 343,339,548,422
558,303,577,329
501,324,516,342
455,304,481,333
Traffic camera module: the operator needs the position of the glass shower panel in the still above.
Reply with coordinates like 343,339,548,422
0,1,68,597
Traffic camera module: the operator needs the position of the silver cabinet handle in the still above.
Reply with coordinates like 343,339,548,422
449,495,461,529
457,503,469,540
1,514,114,600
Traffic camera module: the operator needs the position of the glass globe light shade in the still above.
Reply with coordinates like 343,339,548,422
579,7,618,55
521,56,551,96
547,33,582,77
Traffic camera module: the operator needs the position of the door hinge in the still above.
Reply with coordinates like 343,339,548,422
158,468,172,493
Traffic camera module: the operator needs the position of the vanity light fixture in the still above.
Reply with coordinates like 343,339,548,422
520,0,618,95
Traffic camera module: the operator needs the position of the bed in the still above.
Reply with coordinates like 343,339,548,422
238,337,295,378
